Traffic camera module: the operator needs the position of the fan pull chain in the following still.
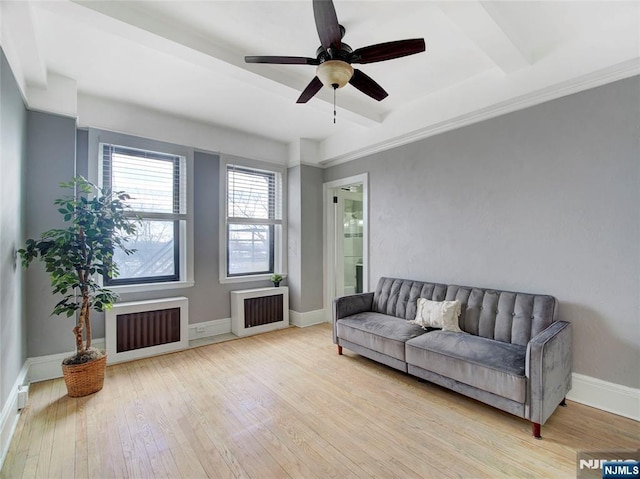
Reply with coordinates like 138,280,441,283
333,87,337,124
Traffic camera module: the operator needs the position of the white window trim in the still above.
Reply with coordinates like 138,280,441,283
219,155,287,284
89,129,195,293
108,279,195,294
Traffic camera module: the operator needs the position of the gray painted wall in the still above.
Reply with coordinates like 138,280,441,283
287,166,302,310
287,164,324,313
299,164,324,312
24,111,77,357
76,128,88,179
324,76,640,389
0,49,27,409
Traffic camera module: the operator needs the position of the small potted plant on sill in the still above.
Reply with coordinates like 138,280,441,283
270,273,283,287
19,177,138,398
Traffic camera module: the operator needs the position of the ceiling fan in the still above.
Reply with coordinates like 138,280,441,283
245,0,426,104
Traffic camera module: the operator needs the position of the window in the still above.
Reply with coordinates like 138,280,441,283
222,159,285,281
101,144,187,286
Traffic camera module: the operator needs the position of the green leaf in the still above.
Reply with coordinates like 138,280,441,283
19,178,136,318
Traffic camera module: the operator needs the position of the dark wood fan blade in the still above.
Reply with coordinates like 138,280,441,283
297,76,324,103
350,38,425,64
313,0,341,50
349,69,388,101
245,56,320,65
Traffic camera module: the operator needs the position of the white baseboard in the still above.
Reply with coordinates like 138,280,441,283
0,362,29,470
188,318,232,340
27,338,106,383
191,313,322,338
188,310,328,338
567,373,640,421
289,309,327,328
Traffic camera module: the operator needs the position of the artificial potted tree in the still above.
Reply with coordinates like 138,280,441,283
19,176,138,397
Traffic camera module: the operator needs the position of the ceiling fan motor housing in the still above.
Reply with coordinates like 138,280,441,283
316,39,352,61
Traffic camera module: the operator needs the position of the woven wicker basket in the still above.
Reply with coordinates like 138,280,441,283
61,354,107,397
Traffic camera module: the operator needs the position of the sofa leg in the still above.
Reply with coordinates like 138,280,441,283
337,345,343,355
560,398,567,407
532,422,542,439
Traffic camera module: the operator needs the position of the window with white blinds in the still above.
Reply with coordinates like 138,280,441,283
224,161,285,278
101,143,187,285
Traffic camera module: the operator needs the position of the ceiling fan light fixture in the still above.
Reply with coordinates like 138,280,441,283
316,60,353,89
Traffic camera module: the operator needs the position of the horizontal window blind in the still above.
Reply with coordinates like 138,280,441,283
227,165,282,223
102,144,187,219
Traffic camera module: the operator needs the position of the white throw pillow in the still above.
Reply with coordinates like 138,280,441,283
411,298,464,333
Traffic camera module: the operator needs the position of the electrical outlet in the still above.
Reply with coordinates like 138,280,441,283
195,325,206,333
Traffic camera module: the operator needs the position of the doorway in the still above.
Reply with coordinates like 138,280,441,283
324,174,368,322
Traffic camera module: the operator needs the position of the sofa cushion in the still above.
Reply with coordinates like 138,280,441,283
405,331,527,403
337,312,428,361
412,298,464,332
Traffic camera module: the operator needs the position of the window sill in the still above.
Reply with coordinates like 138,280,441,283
109,280,195,294
219,274,286,285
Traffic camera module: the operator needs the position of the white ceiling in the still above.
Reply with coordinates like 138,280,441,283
2,0,639,165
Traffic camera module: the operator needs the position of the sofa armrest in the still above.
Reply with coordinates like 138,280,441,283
526,321,572,425
332,292,374,343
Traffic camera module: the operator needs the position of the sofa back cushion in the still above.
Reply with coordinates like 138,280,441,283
373,277,558,346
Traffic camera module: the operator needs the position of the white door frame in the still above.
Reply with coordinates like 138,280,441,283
323,173,369,323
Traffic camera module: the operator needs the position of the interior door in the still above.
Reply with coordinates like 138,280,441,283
339,187,363,296
324,174,368,322
332,185,364,297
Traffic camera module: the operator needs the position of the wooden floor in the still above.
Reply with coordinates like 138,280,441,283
2,324,638,479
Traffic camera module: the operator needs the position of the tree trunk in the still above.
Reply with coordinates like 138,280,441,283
72,321,84,355
74,292,89,355
74,226,88,356
85,297,92,350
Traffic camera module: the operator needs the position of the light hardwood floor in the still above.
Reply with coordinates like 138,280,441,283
2,324,638,479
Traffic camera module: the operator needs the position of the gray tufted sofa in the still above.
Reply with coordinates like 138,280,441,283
333,277,572,438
